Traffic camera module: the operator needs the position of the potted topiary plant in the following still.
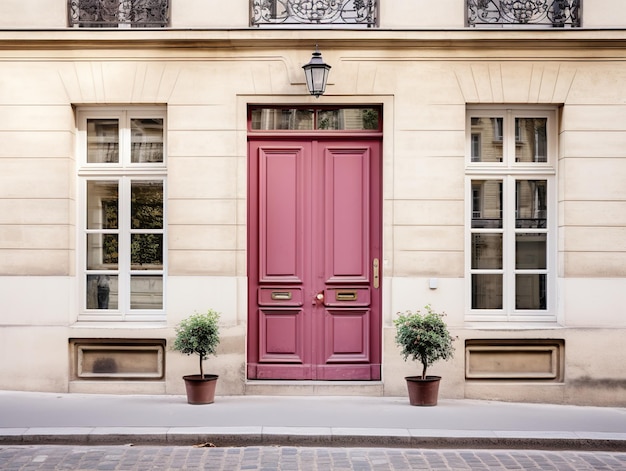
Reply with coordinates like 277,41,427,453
173,309,221,404
394,305,455,406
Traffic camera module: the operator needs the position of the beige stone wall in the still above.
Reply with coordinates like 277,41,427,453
0,34,624,404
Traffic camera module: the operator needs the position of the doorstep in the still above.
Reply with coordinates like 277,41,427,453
243,381,384,396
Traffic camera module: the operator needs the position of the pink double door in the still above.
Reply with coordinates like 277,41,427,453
247,137,382,380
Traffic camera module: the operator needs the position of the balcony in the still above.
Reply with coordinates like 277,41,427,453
69,0,169,28
251,0,377,27
467,0,581,28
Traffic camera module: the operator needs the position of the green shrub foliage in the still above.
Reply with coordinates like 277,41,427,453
173,310,221,378
394,305,455,379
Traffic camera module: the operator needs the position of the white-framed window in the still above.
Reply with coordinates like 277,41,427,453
77,107,167,321
465,107,556,322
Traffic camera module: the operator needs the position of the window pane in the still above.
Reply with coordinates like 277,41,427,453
472,274,503,309
131,181,163,229
472,180,503,228
516,274,547,310
87,119,119,163
87,234,118,270
516,180,547,228
250,109,314,130
131,118,164,163
516,118,547,163
87,181,118,230
471,133,481,162
131,275,163,309
86,274,118,310
469,117,503,162
131,234,163,269
317,108,380,130
472,234,503,269
516,233,547,269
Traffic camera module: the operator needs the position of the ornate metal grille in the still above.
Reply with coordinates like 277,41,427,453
69,0,169,27
251,0,377,27
467,0,581,27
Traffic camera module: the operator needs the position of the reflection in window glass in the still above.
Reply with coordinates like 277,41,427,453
87,181,118,230
516,180,547,228
471,133,481,161
251,109,314,130
516,233,546,269
472,274,503,309
131,119,164,163
131,275,163,309
516,274,546,310
472,233,503,269
131,234,163,268
86,274,118,310
250,107,380,130
516,118,547,163
469,117,503,162
471,180,503,228
131,181,163,229
87,234,118,270
87,119,119,163
317,108,379,130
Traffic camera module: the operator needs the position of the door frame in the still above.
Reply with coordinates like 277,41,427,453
246,105,384,381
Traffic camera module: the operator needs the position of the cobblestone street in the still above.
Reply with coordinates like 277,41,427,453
1,445,625,470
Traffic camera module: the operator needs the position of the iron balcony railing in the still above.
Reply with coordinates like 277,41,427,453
467,0,581,27
69,0,169,27
251,0,377,27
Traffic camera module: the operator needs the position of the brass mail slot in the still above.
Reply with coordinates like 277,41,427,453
336,290,358,301
271,291,292,301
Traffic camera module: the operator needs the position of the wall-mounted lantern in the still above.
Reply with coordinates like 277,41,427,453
302,45,331,98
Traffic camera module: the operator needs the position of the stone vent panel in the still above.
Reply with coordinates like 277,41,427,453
465,339,564,382
70,339,165,380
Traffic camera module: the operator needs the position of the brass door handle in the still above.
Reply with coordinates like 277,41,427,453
373,258,379,289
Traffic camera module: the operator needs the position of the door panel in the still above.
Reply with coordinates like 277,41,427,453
259,146,306,283
323,145,370,283
259,308,305,362
324,308,370,362
248,137,381,380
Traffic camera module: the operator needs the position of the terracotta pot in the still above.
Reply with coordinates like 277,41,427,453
183,374,219,405
405,375,441,406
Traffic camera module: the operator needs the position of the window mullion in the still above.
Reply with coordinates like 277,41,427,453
116,177,129,319
504,109,514,166
116,114,130,318
504,175,516,319
120,111,131,166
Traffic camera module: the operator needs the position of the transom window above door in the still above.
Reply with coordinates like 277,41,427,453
250,107,381,131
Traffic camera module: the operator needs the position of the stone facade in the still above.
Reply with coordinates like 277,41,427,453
0,0,625,405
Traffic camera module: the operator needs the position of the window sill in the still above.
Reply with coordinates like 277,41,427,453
71,321,168,329
463,322,563,330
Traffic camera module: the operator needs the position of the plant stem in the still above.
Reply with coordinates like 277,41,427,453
199,355,204,379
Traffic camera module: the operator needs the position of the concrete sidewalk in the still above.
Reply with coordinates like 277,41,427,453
0,391,625,450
